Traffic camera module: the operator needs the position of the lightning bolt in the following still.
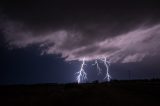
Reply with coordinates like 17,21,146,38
92,59,102,75
75,57,111,83
75,58,87,83
100,57,111,82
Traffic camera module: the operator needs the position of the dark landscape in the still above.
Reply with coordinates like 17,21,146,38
0,80,160,106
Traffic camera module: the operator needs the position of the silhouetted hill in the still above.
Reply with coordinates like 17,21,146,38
0,80,160,106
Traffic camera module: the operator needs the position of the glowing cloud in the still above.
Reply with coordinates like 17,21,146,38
2,20,160,64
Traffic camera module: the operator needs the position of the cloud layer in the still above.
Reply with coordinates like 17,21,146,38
1,1,160,63
1,19,160,63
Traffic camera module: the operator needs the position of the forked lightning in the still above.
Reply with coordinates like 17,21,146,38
75,58,87,83
76,57,111,83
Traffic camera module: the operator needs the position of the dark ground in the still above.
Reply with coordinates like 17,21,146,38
0,80,160,106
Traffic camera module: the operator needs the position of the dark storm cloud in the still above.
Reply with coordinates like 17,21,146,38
1,1,160,62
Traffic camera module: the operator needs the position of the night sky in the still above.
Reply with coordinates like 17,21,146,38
0,1,160,85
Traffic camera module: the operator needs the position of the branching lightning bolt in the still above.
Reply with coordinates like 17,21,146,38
75,57,111,83
92,60,102,75
76,58,87,83
100,57,111,82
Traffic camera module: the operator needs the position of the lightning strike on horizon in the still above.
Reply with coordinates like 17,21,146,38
75,58,87,83
100,57,111,82
76,57,111,83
